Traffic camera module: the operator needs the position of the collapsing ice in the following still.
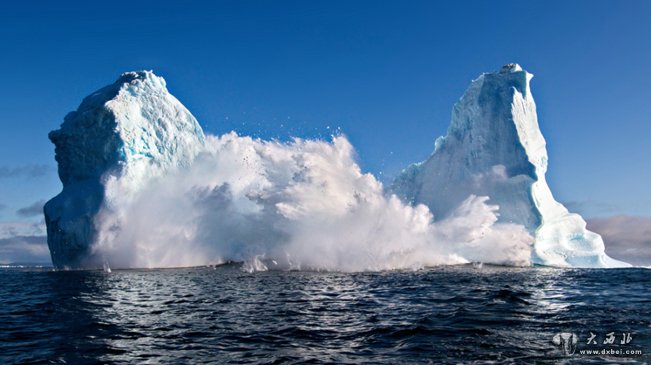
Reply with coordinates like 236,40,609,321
44,65,629,270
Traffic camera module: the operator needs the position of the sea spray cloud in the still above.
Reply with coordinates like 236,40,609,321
91,132,533,271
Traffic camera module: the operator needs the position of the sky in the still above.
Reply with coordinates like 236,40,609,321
0,0,650,263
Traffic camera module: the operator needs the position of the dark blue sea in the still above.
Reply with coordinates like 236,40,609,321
1,265,649,364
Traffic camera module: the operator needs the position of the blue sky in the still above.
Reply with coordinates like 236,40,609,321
0,0,650,237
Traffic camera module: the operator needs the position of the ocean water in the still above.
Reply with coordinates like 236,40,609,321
1,265,649,364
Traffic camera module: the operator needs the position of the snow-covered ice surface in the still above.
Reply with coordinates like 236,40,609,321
45,66,628,270
392,64,629,268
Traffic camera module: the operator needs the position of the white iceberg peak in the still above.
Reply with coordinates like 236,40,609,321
500,63,523,73
115,70,168,92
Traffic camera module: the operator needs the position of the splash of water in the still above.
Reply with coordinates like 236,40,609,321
91,132,533,271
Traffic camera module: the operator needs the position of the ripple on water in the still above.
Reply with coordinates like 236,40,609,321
0,265,649,364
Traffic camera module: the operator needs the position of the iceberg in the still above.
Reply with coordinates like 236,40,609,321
44,66,628,270
44,71,205,268
392,64,628,268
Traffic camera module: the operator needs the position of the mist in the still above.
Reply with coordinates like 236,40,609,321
90,132,533,271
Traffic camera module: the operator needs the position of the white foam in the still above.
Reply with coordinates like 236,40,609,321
91,133,533,271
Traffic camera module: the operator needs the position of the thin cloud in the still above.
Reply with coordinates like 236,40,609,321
0,235,46,246
16,200,46,218
0,215,49,266
563,200,619,216
0,164,51,179
0,203,5,211
0,235,50,264
0,221,46,239
587,216,651,266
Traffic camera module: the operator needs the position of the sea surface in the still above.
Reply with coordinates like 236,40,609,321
1,264,649,364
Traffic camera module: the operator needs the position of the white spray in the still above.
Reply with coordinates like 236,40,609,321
91,132,533,271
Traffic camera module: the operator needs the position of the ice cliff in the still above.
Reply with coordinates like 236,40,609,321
392,64,628,268
45,71,205,267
